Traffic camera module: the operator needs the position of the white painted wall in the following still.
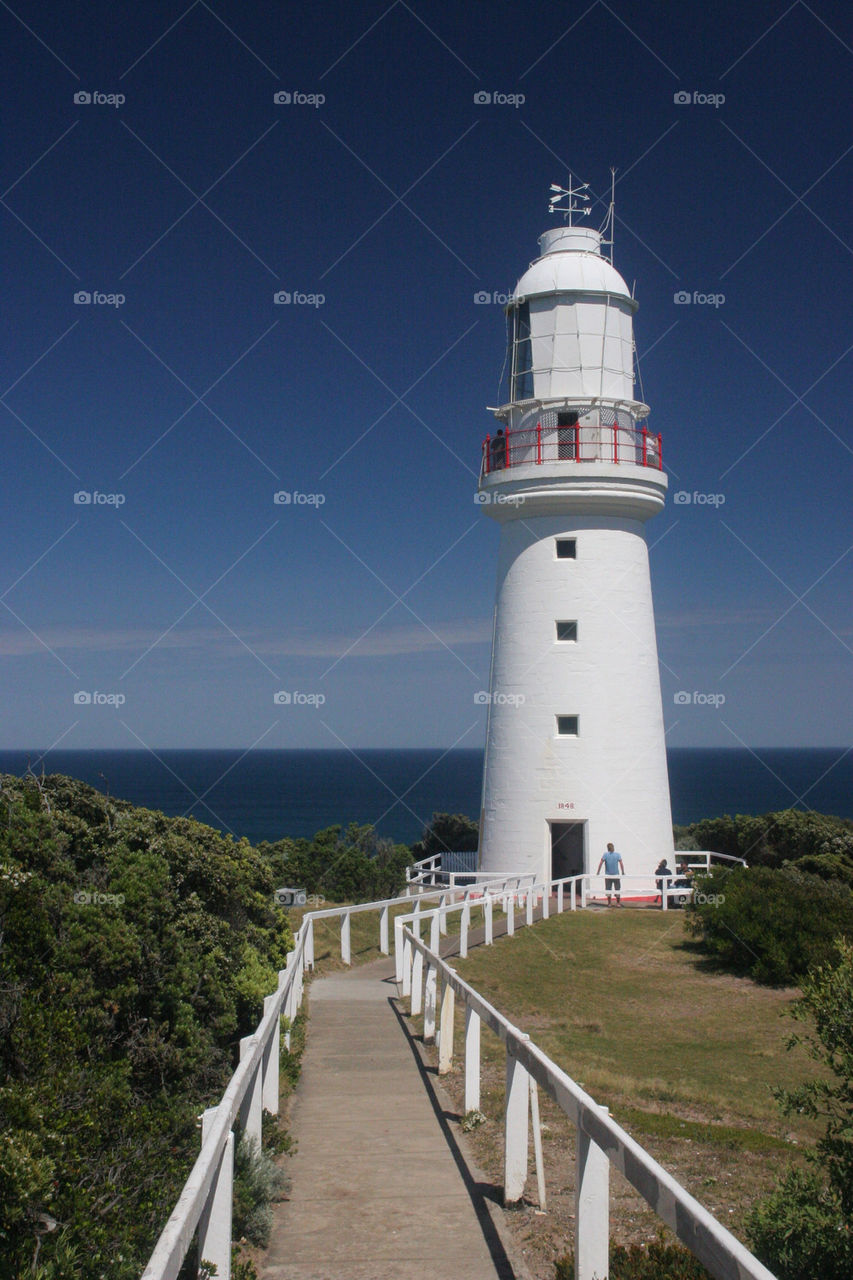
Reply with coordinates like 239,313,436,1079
479,512,674,882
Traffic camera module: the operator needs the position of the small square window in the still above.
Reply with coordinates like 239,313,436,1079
556,620,577,642
557,715,579,736
556,538,576,559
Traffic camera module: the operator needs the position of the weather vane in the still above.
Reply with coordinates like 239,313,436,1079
548,178,591,225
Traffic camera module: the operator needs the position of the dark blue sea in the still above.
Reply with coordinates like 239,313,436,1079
0,748,849,846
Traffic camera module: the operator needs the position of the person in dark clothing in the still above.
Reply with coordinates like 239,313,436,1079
490,428,507,470
655,858,673,907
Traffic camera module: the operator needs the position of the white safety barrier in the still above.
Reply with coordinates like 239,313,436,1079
399,922,778,1280
141,872,536,1280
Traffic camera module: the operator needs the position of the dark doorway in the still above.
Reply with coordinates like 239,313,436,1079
557,410,579,460
550,821,585,880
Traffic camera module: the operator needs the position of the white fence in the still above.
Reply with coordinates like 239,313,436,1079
396,890,778,1280
141,856,756,1280
140,874,531,1280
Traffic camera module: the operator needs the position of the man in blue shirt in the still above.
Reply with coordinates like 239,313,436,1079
596,843,625,906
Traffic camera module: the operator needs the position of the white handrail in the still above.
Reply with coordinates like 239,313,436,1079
142,855,744,1280
140,872,537,1280
400,922,777,1280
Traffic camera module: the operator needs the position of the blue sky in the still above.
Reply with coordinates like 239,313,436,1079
1,0,851,756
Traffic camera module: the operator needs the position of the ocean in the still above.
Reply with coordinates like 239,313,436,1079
0,747,850,846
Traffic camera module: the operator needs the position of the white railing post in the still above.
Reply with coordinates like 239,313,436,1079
439,892,448,936
402,930,413,997
198,1109,233,1280
305,917,315,968
558,880,564,913
504,1046,529,1206
282,956,294,1050
575,1106,610,1280
507,893,515,936
460,894,470,958
581,877,587,909
484,892,493,945
238,1036,263,1149
262,993,280,1115
542,884,549,920
464,1004,481,1112
525,890,534,926
438,982,455,1074
380,904,390,954
411,946,424,1016
341,911,352,965
395,917,405,985
662,880,669,911
530,1075,546,1211
429,909,440,955
424,960,437,1042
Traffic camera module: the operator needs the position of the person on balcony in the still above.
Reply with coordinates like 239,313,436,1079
490,428,507,470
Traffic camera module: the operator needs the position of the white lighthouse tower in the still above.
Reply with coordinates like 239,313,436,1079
477,180,674,885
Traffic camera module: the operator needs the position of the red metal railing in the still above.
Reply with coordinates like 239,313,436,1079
481,422,663,476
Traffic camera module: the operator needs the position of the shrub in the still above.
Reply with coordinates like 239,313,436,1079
745,942,853,1278
685,865,853,985
232,1132,288,1248
0,773,293,1280
746,1166,852,1280
556,1234,711,1279
681,809,853,880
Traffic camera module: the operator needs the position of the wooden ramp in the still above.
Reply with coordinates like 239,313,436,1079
259,956,524,1280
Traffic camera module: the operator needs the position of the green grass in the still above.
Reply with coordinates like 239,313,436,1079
452,909,823,1133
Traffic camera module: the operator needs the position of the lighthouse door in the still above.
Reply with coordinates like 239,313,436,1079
550,821,585,880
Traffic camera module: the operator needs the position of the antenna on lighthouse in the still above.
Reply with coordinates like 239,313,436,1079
548,178,591,225
598,167,617,264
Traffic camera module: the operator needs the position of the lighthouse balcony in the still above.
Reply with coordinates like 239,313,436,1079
480,420,663,478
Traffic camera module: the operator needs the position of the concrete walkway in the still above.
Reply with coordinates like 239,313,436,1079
259,956,524,1280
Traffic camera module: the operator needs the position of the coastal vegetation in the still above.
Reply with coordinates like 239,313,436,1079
0,772,293,1280
2,773,851,1280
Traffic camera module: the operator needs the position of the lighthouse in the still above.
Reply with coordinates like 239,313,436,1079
477,180,674,886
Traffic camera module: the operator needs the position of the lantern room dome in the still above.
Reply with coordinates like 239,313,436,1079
514,225,635,308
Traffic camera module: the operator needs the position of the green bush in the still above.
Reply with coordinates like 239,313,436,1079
410,812,479,860
556,1233,711,1279
0,773,293,1280
258,822,411,902
232,1130,288,1248
679,809,853,882
745,942,853,1278
746,1166,852,1280
685,865,853,985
